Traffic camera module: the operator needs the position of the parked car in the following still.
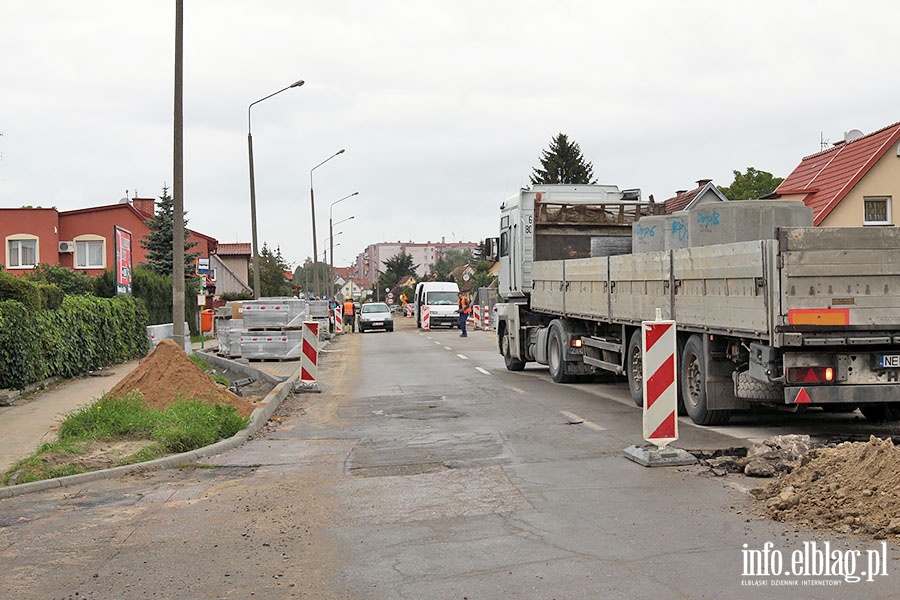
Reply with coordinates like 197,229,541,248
358,302,394,333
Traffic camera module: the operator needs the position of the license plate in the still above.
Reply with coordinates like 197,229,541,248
372,322,383,327
877,354,900,368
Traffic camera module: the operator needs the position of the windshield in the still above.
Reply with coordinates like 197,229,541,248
427,291,458,305
361,303,389,314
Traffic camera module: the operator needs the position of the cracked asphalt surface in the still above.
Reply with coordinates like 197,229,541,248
1,317,897,598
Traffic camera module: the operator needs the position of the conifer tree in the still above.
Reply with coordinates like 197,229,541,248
141,186,200,276
530,133,597,185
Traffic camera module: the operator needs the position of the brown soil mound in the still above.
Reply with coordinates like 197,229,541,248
108,339,257,418
762,436,900,538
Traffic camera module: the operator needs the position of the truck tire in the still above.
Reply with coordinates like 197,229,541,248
681,335,731,426
548,326,574,383
735,370,783,401
627,329,644,407
859,403,900,422
502,332,526,371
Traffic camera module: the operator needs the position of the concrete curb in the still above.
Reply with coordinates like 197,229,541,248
0,366,301,500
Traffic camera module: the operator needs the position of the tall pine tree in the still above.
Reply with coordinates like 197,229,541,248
530,133,597,185
141,186,201,276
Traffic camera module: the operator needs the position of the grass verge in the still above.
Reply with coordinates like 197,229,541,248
2,391,250,486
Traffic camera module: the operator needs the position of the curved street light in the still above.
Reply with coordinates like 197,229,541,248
310,149,346,297
247,79,305,299
329,191,359,299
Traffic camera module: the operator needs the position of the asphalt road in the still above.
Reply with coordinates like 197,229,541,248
0,317,896,599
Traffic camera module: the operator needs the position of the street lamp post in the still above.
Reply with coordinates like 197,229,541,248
329,191,359,299
248,79,304,299
329,212,355,298
310,149,346,298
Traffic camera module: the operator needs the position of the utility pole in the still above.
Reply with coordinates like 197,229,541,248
172,0,186,348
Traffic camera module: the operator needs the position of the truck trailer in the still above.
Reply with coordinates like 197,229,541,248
494,184,900,425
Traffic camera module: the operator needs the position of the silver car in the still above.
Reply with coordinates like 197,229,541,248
358,302,394,333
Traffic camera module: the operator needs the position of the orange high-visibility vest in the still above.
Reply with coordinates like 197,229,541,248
343,301,354,315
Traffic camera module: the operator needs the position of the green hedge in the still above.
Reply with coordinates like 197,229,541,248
94,266,199,335
0,271,41,311
0,295,150,390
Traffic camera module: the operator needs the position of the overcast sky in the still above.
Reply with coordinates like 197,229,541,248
3,1,899,269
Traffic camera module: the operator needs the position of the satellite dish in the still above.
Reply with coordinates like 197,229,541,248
844,129,864,143
118,197,129,204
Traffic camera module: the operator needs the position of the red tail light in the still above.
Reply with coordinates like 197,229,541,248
786,366,834,384
569,338,583,348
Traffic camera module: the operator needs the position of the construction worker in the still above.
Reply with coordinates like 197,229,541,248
343,296,356,333
457,292,472,337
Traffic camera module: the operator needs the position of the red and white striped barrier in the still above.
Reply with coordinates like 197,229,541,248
300,321,319,384
333,306,343,334
472,305,482,330
421,305,431,330
642,318,677,448
482,305,491,330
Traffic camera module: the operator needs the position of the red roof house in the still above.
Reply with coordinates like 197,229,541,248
774,122,900,226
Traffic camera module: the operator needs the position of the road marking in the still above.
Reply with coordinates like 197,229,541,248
475,367,490,375
560,410,606,431
444,346,452,351
434,341,442,345
505,385,527,394
457,354,468,360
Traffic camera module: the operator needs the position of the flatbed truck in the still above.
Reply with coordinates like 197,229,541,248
494,184,900,425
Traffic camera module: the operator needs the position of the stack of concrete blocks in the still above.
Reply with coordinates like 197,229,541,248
308,300,330,342
238,329,304,360
146,322,192,354
239,298,308,360
687,200,812,247
631,200,812,252
216,318,243,358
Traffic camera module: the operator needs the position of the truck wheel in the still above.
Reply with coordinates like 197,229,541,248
859,403,900,421
502,333,526,371
681,335,731,426
548,327,574,383
627,329,644,407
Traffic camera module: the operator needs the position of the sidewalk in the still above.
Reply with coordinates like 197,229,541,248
0,335,314,475
0,340,214,473
0,359,142,473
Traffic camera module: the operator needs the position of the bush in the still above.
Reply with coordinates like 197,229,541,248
36,283,64,309
26,264,96,296
0,295,150,389
0,271,41,311
96,265,199,335
221,291,253,301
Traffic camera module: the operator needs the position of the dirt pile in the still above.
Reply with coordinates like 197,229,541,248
108,339,257,417
760,436,900,539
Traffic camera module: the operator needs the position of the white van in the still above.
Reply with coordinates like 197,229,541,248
414,281,460,328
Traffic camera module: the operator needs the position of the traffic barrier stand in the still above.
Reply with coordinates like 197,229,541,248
482,305,491,330
294,321,322,393
334,306,343,334
624,309,696,467
472,305,482,330
421,305,431,330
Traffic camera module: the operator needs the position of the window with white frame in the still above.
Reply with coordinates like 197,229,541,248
7,237,38,268
209,267,217,282
864,196,892,226
75,239,105,269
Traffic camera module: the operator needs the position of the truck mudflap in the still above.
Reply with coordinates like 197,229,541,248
783,385,900,405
